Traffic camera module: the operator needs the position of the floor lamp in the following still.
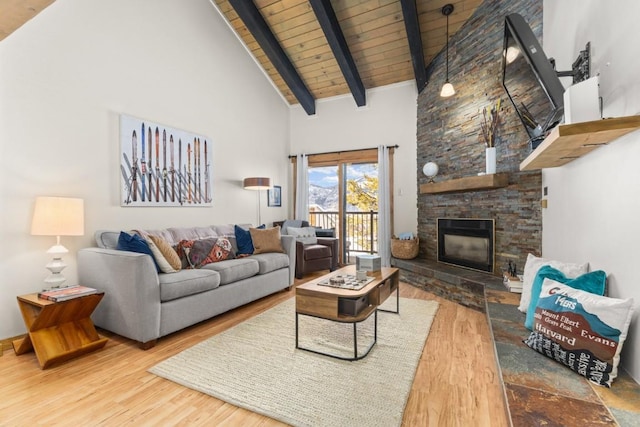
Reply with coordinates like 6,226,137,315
243,177,271,226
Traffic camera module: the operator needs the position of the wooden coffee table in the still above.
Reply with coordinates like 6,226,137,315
295,265,399,360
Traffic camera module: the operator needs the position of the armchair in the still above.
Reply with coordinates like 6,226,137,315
275,220,339,279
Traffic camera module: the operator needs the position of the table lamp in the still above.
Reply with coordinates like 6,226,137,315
243,177,271,226
31,196,85,289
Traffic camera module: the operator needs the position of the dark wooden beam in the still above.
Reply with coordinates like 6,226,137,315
309,0,366,107
228,0,315,115
400,0,427,92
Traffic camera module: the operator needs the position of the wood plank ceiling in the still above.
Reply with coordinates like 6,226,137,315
1,0,483,114
215,0,482,113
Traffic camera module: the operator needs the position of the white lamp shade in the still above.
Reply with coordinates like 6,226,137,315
440,82,455,97
31,197,85,236
243,177,271,190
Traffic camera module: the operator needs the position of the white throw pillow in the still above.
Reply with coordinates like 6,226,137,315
518,253,588,313
287,226,318,245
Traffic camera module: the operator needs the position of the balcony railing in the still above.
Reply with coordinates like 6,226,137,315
308,211,378,261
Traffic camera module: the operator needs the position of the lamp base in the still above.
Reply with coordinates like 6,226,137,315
44,255,67,289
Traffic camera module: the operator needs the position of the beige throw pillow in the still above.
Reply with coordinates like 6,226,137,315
148,234,182,272
250,226,285,254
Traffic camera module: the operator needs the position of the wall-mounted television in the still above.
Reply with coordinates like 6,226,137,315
502,13,565,150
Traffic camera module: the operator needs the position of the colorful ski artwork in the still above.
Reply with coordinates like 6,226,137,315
120,114,212,207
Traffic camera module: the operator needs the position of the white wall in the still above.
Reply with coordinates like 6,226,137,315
289,81,418,235
0,0,290,339
543,0,640,381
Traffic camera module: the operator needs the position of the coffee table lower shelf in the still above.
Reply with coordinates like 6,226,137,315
295,309,379,361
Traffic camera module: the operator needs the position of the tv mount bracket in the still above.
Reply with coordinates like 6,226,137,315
550,42,591,84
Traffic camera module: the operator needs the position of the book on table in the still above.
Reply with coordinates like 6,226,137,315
37,285,98,302
503,273,523,293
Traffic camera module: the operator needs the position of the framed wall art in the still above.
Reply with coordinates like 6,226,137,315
268,185,281,207
120,114,212,207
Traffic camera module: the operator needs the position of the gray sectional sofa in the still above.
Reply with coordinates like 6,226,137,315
77,225,295,348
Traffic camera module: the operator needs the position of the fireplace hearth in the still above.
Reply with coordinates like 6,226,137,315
437,218,495,273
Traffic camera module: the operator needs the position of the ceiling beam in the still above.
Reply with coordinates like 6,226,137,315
228,0,315,115
399,0,427,93
309,0,366,107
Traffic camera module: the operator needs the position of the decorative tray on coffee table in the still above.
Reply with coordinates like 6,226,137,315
317,274,375,290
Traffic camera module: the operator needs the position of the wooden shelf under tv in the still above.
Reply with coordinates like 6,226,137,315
520,116,640,171
419,173,508,194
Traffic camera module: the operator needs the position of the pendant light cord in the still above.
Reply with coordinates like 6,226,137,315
445,12,449,81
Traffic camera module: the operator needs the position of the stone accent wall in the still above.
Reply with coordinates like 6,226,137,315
417,0,544,275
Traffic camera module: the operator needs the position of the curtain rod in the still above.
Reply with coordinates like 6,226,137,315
288,144,398,159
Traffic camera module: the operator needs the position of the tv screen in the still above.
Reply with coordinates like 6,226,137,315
502,13,565,149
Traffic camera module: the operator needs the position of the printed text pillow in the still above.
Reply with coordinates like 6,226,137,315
524,279,634,387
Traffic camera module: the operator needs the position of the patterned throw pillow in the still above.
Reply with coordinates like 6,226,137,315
518,253,589,313
146,237,178,273
184,237,235,268
524,279,634,387
175,239,195,269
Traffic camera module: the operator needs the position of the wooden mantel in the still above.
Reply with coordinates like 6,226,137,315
420,173,509,195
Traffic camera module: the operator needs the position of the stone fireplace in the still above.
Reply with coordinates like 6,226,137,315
437,218,494,273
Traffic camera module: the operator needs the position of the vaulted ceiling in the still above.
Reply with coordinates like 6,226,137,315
1,0,483,114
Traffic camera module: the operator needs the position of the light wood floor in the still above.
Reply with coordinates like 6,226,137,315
0,273,509,426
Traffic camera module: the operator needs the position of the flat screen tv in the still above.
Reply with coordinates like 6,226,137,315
502,13,565,149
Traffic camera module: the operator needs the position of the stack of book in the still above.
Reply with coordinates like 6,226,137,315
38,285,98,302
503,273,523,293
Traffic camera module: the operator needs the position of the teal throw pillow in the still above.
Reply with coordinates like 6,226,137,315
234,224,264,255
116,231,160,272
525,265,606,330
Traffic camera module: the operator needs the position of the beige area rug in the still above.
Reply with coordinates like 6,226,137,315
149,297,439,427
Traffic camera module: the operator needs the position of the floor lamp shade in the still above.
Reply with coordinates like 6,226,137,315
243,177,271,190
31,196,85,288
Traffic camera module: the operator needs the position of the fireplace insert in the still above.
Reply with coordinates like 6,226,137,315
437,218,495,273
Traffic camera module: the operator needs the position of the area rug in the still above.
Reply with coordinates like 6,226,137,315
149,297,439,427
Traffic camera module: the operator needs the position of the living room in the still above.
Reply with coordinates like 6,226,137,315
1,0,639,425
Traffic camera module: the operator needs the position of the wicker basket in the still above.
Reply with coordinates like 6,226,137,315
391,237,419,259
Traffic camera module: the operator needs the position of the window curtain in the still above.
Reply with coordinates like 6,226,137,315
377,145,391,267
295,154,309,222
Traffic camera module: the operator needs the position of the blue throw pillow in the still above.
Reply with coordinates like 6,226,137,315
525,265,606,330
234,224,264,255
116,231,160,272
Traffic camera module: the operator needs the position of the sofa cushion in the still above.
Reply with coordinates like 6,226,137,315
250,253,290,275
250,226,285,254
167,226,219,245
95,230,121,250
303,244,332,261
159,269,221,302
202,258,260,285
141,229,175,245
116,231,160,272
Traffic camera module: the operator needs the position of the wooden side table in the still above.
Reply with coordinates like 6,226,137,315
12,292,108,369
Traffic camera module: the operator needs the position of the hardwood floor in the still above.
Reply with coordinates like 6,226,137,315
0,273,508,426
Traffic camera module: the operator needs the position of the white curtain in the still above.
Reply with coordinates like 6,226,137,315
377,145,391,267
295,154,309,222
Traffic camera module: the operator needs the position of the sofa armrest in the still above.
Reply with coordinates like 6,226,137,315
77,247,161,345
280,234,296,285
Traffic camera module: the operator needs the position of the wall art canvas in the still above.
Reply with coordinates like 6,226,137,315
120,114,212,207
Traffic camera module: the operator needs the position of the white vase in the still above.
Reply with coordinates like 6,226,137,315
485,147,496,174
